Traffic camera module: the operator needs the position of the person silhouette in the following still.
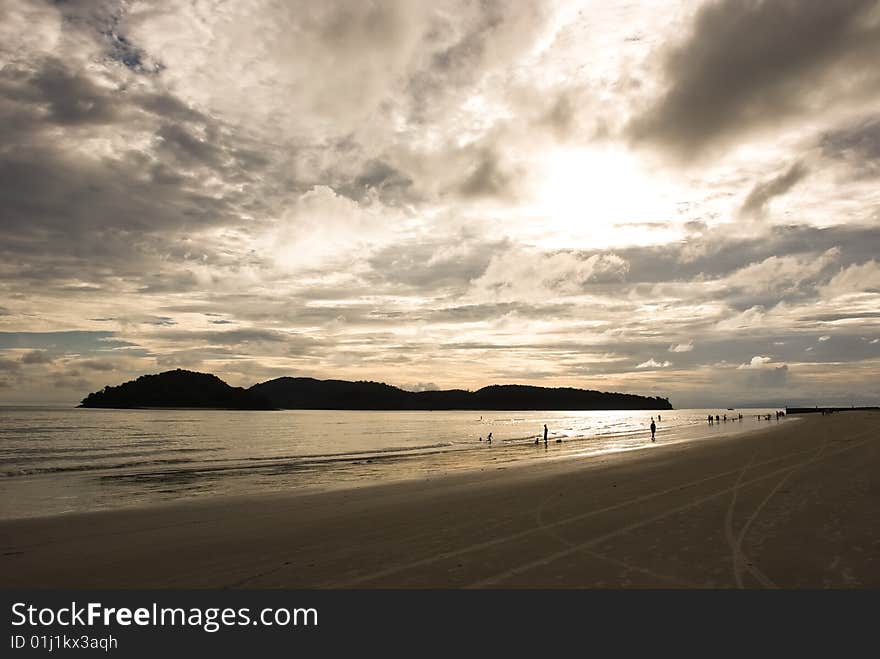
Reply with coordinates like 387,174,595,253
543,424,548,446
650,418,656,442
487,432,492,443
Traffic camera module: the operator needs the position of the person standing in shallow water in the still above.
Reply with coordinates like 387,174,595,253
650,417,656,442
543,424,548,446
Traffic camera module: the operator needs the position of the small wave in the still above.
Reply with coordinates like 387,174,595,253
0,457,199,478
239,442,457,462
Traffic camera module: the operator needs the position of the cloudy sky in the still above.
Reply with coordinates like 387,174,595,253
1,0,879,407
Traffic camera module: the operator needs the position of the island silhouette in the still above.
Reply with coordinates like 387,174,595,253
79,369,673,411
78,370,274,409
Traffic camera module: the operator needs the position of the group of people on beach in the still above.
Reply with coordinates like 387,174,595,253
483,418,663,445
707,413,743,424
706,410,785,424
533,423,556,446
479,424,556,446
479,406,791,450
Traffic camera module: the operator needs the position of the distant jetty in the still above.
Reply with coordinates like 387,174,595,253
80,370,673,411
786,406,880,414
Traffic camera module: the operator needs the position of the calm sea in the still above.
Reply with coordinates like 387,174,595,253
0,407,787,519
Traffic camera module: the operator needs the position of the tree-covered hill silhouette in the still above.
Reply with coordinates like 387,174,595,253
251,377,671,410
80,370,672,410
79,369,274,409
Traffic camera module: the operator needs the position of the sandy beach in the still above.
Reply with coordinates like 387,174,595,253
1,411,877,589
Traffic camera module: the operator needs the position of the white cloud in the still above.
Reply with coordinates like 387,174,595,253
668,340,693,352
715,305,766,331
820,260,880,298
723,248,840,294
469,250,629,302
264,186,400,272
636,358,671,369
738,356,772,370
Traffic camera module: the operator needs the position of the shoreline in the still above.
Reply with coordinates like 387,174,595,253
1,411,876,588
2,415,796,523
0,411,793,522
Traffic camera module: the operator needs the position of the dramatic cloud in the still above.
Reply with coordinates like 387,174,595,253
820,260,880,297
740,161,810,217
630,0,880,158
820,115,880,176
1,0,879,406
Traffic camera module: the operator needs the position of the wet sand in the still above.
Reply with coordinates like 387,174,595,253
1,411,877,588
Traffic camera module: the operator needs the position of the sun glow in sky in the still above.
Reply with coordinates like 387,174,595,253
1,0,880,407
529,147,682,248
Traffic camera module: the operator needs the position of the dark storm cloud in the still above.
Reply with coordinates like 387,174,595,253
21,350,54,365
0,142,232,237
630,0,880,157
0,48,272,301
820,115,880,176
455,150,517,199
740,161,810,217
30,58,118,125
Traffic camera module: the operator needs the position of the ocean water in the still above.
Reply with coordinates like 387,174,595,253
0,406,788,519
